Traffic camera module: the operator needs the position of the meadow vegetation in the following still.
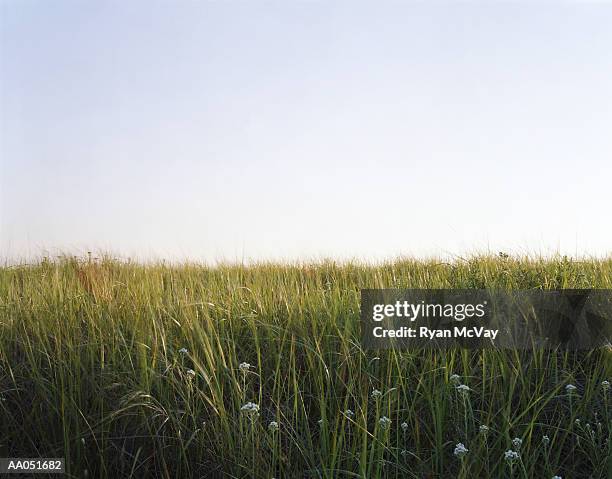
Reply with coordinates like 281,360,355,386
0,255,610,478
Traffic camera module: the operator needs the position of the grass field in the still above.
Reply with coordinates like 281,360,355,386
0,256,610,478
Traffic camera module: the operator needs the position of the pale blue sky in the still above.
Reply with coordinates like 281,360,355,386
1,1,611,261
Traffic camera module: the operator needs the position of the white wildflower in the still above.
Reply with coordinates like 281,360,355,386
239,362,251,373
450,374,461,385
512,437,522,450
602,380,610,391
268,421,279,432
479,425,489,433
453,442,468,458
344,409,355,418
178,347,188,355
371,389,382,400
241,401,260,417
542,435,550,446
565,384,577,394
379,416,391,430
186,368,196,378
317,419,323,426
504,449,519,463
401,421,409,432
456,384,471,393
552,476,562,479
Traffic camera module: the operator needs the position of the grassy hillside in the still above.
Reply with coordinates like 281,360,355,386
0,256,610,478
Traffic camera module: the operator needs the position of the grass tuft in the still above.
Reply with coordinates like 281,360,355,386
0,255,610,477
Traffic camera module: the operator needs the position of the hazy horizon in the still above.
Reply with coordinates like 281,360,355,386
2,2,611,262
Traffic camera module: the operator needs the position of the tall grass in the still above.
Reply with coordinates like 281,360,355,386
0,255,610,478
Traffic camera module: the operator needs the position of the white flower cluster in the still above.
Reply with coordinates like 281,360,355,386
241,402,260,417
565,384,577,394
344,409,355,418
401,422,409,432
479,425,489,434
602,380,610,391
239,362,252,373
186,368,196,378
268,421,279,432
504,450,519,463
378,416,391,430
371,389,382,400
450,374,461,385
178,347,188,355
456,384,471,393
542,435,550,446
453,443,468,458
512,437,522,450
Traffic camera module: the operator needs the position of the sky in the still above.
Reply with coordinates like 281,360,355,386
1,1,611,262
